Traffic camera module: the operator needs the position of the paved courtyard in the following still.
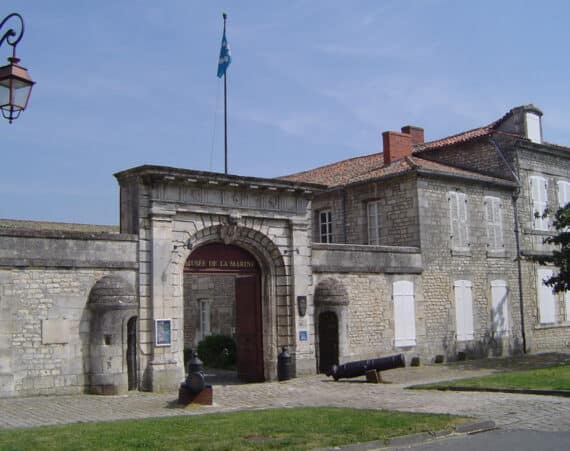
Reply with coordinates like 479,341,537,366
1,354,570,431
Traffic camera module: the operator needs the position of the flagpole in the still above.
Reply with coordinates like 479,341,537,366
223,12,228,175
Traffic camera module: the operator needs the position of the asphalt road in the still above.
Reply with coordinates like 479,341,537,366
386,430,570,451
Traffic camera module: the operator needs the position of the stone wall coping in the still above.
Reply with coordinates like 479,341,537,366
114,164,325,193
312,243,421,254
0,227,138,242
313,265,422,274
0,257,138,269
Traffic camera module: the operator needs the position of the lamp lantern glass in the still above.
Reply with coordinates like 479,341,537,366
0,57,34,123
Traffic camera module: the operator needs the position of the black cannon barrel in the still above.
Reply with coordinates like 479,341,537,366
327,354,405,380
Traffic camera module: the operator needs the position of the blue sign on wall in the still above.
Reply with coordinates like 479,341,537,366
299,330,308,341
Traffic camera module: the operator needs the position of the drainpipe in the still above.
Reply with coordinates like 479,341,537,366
489,137,527,353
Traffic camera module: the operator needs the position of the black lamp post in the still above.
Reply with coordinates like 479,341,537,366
0,13,34,123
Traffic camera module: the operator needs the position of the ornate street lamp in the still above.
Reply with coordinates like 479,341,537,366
0,13,34,123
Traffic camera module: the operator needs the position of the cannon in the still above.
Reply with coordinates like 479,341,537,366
178,352,213,405
326,354,405,381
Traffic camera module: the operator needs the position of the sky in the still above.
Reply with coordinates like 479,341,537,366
2,0,570,225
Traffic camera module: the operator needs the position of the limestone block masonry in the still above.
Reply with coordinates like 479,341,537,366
0,224,137,397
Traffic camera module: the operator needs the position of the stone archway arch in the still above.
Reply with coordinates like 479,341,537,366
169,222,292,382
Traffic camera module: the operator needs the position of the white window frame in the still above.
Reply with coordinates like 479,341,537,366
557,180,570,209
484,196,504,250
537,269,555,324
530,176,548,231
393,281,416,347
448,191,469,250
319,210,333,243
454,280,474,341
199,299,211,339
490,280,509,336
367,200,381,245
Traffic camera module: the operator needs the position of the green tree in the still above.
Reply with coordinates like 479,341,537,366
534,203,570,293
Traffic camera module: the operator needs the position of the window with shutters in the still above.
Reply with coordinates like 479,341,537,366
199,299,211,339
454,280,474,341
367,200,381,245
565,291,570,322
393,281,416,347
318,210,333,243
530,176,548,231
537,269,555,324
490,280,509,336
484,196,504,250
557,180,570,209
448,191,469,250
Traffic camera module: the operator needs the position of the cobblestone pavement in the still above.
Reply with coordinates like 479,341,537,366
1,354,570,431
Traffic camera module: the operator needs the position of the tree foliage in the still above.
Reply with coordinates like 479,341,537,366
534,203,570,293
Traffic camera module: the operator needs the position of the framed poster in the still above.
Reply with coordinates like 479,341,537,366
155,319,172,346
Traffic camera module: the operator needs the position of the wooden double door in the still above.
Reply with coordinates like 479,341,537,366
185,243,264,383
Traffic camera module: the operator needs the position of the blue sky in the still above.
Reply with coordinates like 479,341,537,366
2,0,570,225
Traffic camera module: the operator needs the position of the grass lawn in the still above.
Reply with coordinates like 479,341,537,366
0,407,469,450
415,364,570,391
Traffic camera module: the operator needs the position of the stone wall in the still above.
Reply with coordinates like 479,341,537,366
417,174,522,361
0,225,137,397
313,244,423,363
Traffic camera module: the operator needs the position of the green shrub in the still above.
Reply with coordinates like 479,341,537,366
197,335,236,369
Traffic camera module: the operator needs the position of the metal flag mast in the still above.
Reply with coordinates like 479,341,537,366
223,13,228,175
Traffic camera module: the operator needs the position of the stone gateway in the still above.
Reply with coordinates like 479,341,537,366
1,104,569,397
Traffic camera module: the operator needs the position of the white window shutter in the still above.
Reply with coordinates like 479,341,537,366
537,269,555,323
558,181,570,208
494,199,504,248
458,193,468,247
368,201,380,245
449,192,459,247
484,198,494,248
393,281,416,347
491,280,509,335
530,176,548,230
565,291,570,322
455,280,474,340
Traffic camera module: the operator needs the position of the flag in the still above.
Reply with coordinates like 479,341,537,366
217,28,231,78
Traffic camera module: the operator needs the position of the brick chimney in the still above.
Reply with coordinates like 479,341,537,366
401,125,424,146
382,125,424,165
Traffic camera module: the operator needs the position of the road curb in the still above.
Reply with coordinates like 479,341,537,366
316,420,496,450
432,386,570,397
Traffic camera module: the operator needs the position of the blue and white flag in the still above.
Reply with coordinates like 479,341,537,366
217,29,231,78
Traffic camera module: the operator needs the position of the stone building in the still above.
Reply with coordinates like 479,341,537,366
0,104,568,398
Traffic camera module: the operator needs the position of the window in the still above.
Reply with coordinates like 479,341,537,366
484,196,504,250
526,112,542,144
448,191,469,250
537,269,555,324
565,291,570,322
454,280,474,341
199,299,211,339
557,180,570,209
319,210,333,243
490,280,509,336
367,200,381,245
393,281,416,347
530,176,548,231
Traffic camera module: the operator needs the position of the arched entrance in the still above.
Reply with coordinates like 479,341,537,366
184,243,264,382
318,311,339,374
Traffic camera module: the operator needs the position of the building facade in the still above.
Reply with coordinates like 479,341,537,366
0,104,569,397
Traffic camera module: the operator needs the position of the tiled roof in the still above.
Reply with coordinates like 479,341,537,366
280,152,384,187
280,105,554,189
279,154,512,188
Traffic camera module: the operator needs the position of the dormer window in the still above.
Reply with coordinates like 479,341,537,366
526,112,542,144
